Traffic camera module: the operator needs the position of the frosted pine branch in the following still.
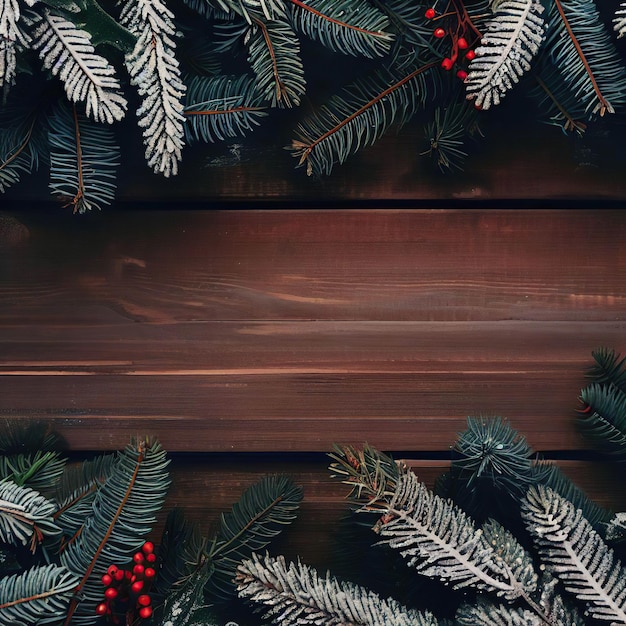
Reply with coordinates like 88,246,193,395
121,0,186,178
523,484,626,624
615,3,626,39
31,9,127,123
465,0,545,109
373,470,527,599
236,552,439,626
0,0,29,94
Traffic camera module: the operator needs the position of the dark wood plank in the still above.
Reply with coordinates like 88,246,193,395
3,209,625,323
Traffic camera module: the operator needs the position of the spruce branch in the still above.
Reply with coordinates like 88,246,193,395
48,102,120,213
586,346,626,395
287,0,394,59
60,437,170,625
0,563,79,626
291,62,436,176
0,479,61,552
246,16,305,108
120,0,186,178
236,552,439,626
30,8,127,124
523,484,626,624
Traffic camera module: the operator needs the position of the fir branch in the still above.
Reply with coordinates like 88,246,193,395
288,0,393,59
540,0,626,117
30,8,127,124
48,102,120,213
60,438,170,625
184,74,266,143
578,382,626,460
523,484,626,624
205,473,303,599
54,453,116,540
246,16,306,108
465,0,546,109
586,346,626,395
236,552,439,625
0,563,79,626
291,62,436,176
120,0,186,178
0,479,61,552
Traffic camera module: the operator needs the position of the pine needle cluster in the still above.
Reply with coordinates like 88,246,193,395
0,0,625,210
236,348,626,626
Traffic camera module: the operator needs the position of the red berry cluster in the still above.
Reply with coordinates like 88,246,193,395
425,4,479,81
96,541,157,622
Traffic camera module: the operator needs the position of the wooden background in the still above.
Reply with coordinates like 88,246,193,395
1,208,625,566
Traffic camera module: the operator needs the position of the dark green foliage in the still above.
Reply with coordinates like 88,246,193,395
48,103,120,214
586,347,626,394
2,0,625,209
0,563,79,626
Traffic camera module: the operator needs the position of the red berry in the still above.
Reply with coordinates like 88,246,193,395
441,57,453,70
101,573,113,587
95,603,108,616
465,49,476,61
142,541,154,555
425,7,436,19
144,567,156,579
433,27,445,38
105,587,118,600
114,569,125,582
457,70,468,80
137,594,151,607
457,37,468,50
133,564,145,576
107,565,118,576
131,580,144,594
146,553,157,563
133,552,145,564
139,606,153,619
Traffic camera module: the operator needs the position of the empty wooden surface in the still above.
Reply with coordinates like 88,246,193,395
1,208,625,559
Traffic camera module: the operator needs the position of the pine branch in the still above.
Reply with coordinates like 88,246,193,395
205,473,303,599
578,382,626,460
465,0,546,109
0,563,79,626
30,8,127,124
523,484,626,623
456,598,542,625
586,346,626,395
538,0,626,118
0,479,61,552
120,0,186,178
60,438,170,625
291,62,436,176
48,102,120,213
236,552,439,625
184,73,267,143
288,0,394,59
54,453,116,540
246,16,306,108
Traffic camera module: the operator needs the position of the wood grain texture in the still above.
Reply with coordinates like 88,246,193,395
1,208,625,557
